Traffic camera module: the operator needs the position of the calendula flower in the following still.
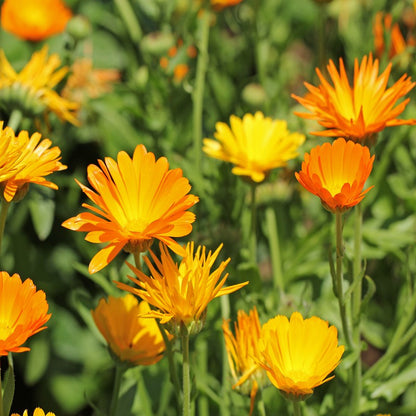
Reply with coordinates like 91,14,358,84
257,312,344,401
295,138,374,213
203,112,305,183
62,144,199,274
223,307,268,416
116,242,248,334
0,46,79,125
92,294,167,366
0,272,51,356
1,0,72,42
0,125,66,202
292,54,416,143
11,409,55,416
211,0,243,11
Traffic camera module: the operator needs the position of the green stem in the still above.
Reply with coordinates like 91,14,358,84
114,0,142,43
293,401,302,416
0,364,3,416
196,338,209,416
181,324,191,416
220,295,231,416
109,365,125,416
317,3,327,71
335,212,352,348
7,109,23,132
192,8,210,179
0,199,10,264
256,389,266,416
250,184,257,264
133,250,142,272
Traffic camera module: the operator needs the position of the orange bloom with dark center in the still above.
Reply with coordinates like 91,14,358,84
62,145,199,274
0,272,51,356
1,0,72,42
295,138,374,213
292,54,416,142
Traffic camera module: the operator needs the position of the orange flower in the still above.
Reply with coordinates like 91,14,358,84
116,242,248,334
211,0,243,11
174,64,189,82
1,0,72,42
92,294,167,366
295,138,374,213
62,145,199,274
292,54,416,143
0,272,51,356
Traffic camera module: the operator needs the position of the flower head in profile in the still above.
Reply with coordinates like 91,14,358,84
0,46,79,125
292,54,416,143
1,0,72,42
0,272,51,356
295,138,374,213
116,242,248,334
223,307,268,415
62,144,199,274
92,294,167,366
257,312,344,401
11,409,55,416
203,112,305,183
210,0,244,11
0,125,67,202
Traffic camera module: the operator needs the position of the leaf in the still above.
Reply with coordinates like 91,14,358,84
28,188,55,241
24,335,50,385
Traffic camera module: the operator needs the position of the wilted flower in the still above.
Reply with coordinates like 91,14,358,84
295,138,374,213
257,312,344,401
203,112,305,183
62,144,199,274
116,242,248,334
91,294,167,366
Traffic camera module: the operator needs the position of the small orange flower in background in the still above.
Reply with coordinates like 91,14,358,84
292,54,416,143
203,112,305,183
222,307,268,415
295,138,374,213
62,144,199,274
257,312,344,401
0,272,51,356
1,0,72,42
211,0,244,11
116,242,248,334
91,294,167,366
0,46,79,125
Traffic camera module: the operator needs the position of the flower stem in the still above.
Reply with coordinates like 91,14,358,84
109,365,125,416
317,3,327,71
256,389,266,416
133,250,142,272
0,364,3,416
250,184,257,263
114,0,142,43
0,199,10,264
180,324,191,416
293,401,302,416
7,109,23,132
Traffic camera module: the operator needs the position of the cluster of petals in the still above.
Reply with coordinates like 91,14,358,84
1,0,72,42
0,272,50,356
0,46,79,125
62,144,199,274
257,312,344,399
203,111,305,183
295,138,374,213
11,409,55,416
116,242,248,331
91,294,167,366
292,54,416,142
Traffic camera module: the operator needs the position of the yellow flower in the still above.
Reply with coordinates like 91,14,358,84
116,242,248,334
0,46,79,125
222,307,268,415
0,125,66,202
257,312,344,401
11,409,55,416
203,112,305,183
62,144,199,274
91,294,167,366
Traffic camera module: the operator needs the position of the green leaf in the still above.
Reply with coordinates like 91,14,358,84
28,189,55,241
2,357,15,416
24,335,50,385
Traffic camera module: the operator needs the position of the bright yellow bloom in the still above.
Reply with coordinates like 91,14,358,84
92,294,167,366
0,125,66,202
257,312,344,400
295,138,374,213
211,0,243,11
1,0,72,41
62,144,199,274
376,414,391,416
292,54,416,143
203,112,305,183
116,242,248,333
0,46,79,125
11,409,55,416
0,272,51,356
222,307,268,415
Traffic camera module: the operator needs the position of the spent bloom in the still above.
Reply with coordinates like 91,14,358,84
292,54,416,143
203,112,305,183
116,242,248,334
92,294,167,366
222,307,268,415
11,410,55,416
295,138,374,213
0,272,51,356
62,144,199,274
257,312,344,401
0,46,79,125
1,0,72,42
